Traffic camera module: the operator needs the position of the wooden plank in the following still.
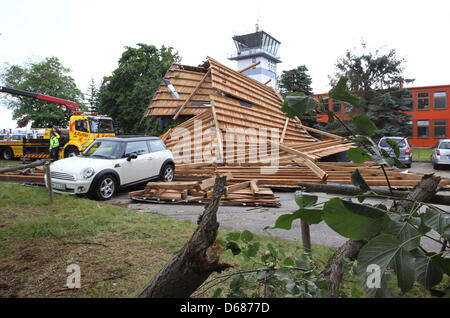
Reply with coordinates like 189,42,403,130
172,70,211,120
238,61,261,73
199,173,233,190
145,181,199,190
250,180,259,194
294,158,328,182
210,99,224,162
267,139,316,162
280,118,290,143
225,181,251,196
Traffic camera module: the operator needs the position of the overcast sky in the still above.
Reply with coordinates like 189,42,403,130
1,0,450,128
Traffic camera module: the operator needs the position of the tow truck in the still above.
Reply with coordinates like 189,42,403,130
0,86,115,160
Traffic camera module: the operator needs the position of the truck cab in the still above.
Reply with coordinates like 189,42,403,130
63,114,115,157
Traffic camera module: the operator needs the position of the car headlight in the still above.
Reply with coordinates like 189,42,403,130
81,167,95,179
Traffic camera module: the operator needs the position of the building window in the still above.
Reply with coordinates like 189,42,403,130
417,120,430,138
434,119,447,138
332,100,342,113
319,97,330,112
433,91,447,109
344,103,353,113
406,120,413,137
417,92,429,110
268,60,276,73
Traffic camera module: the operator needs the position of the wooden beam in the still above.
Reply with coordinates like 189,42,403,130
266,139,316,162
293,158,328,182
238,61,261,73
172,69,211,120
250,180,259,194
199,173,233,190
264,79,272,85
280,118,290,143
300,124,347,140
210,99,224,162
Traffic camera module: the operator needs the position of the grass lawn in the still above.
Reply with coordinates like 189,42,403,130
412,148,432,162
0,182,447,298
0,159,24,167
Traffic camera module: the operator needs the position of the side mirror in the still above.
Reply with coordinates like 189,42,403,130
126,153,138,161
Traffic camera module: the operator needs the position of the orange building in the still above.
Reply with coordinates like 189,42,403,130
315,84,450,148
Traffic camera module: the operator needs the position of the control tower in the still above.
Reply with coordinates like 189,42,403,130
229,27,281,89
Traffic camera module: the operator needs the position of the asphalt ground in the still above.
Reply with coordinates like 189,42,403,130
109,162,450,251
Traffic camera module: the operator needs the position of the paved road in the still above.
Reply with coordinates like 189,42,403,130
109,162,449,251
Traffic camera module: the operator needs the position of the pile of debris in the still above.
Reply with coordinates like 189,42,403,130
128,173,280,207
137,56,450,206
0,163,46,186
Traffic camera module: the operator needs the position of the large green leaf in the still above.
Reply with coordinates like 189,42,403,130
382,213,421,251
353,114,378,137
294,191,318,209
415,252,443,290
328,76,361,106
347,147,371,164
422,207,450,239
294,209,323,225
282,95,318,118
271,208,323,230
323,198,385,240
351,169,371,192
356,234,413,297
432,255,450,275
393,247,416,294
386,138,400,158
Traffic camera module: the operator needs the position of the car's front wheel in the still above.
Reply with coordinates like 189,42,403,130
93,175,117,200
161,164,174,182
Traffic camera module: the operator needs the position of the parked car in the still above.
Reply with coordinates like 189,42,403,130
431,139,450,170
378,137,412,168
46,136,175,200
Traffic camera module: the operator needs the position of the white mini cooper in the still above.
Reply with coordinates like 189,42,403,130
46,136,175,200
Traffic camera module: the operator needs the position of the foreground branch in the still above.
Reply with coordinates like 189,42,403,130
322,174,441,298
138,175,232,298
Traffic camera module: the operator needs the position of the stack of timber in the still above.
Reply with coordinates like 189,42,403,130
0,165,46,185
174,162,450,190
128,173,280,207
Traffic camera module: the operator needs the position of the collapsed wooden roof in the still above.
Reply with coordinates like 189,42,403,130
144,57,355,180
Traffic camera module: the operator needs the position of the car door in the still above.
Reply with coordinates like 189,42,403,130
147,139,169,177
121,141,152,185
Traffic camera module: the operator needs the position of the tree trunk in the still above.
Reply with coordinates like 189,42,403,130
138,175,232,298
0,159,46,174
323,174,441,298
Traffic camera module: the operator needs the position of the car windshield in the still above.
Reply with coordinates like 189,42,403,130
438,142,450,149
82,140,123,159
89,118,114,134
380,138,406,148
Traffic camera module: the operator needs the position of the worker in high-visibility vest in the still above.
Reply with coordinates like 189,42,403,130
49,130,60,161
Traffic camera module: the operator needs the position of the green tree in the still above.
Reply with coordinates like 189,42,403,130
98,43,180,134
326,43,414,137
279,65,319,130
279,65,313,97
0,57,85,128
85,78,99,113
